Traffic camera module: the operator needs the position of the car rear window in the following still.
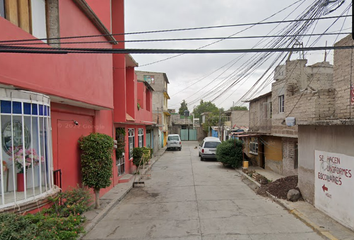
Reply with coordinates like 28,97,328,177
204,142,221,148
168,136,180,141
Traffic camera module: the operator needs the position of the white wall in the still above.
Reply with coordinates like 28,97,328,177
298,125,354,230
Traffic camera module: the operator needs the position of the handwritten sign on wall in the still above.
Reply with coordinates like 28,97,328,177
315,150,354,229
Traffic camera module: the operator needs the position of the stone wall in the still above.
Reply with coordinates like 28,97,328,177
333,35,354,119
231,110,249,129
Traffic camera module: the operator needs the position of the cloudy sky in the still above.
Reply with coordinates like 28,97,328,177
125,0,352,112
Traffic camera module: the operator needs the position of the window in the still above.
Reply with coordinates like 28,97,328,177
168,136,179,141
249,138,258,155
0,0,5,18
128,128,135,159
0,89,53,208
204,142,221,148
144,75,155,84
278,95,284,113
138,128,144,148
1,0,47,39
115,128,125,176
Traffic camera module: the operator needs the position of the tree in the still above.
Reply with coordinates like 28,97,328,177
230,106,248,111
192,100,219,118
192,100,221,132
79,133,114,209
178,100,188,115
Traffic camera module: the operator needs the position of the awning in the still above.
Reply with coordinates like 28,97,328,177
126,113,135,122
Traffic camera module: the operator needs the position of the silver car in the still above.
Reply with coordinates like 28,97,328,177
199,137,221,161
167,134,182,151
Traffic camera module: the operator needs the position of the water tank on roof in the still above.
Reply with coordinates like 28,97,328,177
285,117,296,127
184,110,189,117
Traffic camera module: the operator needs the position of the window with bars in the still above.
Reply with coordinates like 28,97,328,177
128,128,135,159
249,138,258,155
279,95,284,113
0,90,53,209
138,128,144,148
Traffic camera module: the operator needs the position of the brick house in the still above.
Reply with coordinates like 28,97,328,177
242,58,333,176
297,35,354,230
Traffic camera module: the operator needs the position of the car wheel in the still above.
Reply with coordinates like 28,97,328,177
200,156,203,161
179,147,182,151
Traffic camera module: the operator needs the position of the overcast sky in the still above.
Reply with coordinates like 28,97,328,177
125,0,352,112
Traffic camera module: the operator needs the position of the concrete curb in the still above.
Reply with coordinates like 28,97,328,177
80,149,165,239
238,169,339,240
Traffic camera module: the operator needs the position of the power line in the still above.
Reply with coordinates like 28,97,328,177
0,14,350,44
3,32,351,46
1,44,354,54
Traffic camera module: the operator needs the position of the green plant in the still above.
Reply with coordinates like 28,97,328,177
44,185,92,217
0,212,84,240
216,139,243,168
142,147,151,164
132,147,144,169
137,103,141,110
79,133,114,209
25,213,84,240
0,213,37,240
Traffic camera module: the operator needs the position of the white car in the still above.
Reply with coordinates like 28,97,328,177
199,137,221,161
166,134,182,151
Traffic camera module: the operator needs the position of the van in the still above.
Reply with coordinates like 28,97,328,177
199,137,221,161
166,134,182,151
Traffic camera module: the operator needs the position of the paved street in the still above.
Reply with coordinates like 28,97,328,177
83,141,323,240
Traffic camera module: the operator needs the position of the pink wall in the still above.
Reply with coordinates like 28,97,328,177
126,68,137,119
86,0,112,31
0,11,113,109
137,82,145,109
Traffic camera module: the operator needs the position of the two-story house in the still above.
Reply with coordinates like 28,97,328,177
243,57,333,176
0,0,153,213
297,35,354,230
136,71,170,149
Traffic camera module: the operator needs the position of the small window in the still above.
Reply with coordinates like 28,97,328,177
128,128,135,159
144,75,155,84
0,0,5,18
138,128,144,147
278,95,284,113
249,139,258,155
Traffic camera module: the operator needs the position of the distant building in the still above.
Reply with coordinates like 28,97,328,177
136,71,171,150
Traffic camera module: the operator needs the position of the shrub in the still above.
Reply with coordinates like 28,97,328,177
79,133,114,209
44,185,92,217
132,147,144,168
0,213,37,240
216,139,243,168
0,212,84,240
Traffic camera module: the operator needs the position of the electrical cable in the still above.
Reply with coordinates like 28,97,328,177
0,13,349,44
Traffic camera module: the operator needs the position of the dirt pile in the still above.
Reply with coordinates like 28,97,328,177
257,175,299,200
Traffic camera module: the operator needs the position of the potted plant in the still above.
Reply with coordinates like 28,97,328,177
9,147,44,191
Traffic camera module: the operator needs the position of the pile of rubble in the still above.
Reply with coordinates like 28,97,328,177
242,169,301,202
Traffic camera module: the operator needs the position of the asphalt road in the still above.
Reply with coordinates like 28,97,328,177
83,141,323,240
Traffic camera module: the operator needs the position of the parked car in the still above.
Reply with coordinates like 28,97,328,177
199,137,221,161
166,134,182,151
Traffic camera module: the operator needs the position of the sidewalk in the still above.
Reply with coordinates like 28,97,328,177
239,167,354,240
80,147,166,239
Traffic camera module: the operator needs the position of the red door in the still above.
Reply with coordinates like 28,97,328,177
55,113,94,190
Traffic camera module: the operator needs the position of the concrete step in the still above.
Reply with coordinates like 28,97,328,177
117,174,134,183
